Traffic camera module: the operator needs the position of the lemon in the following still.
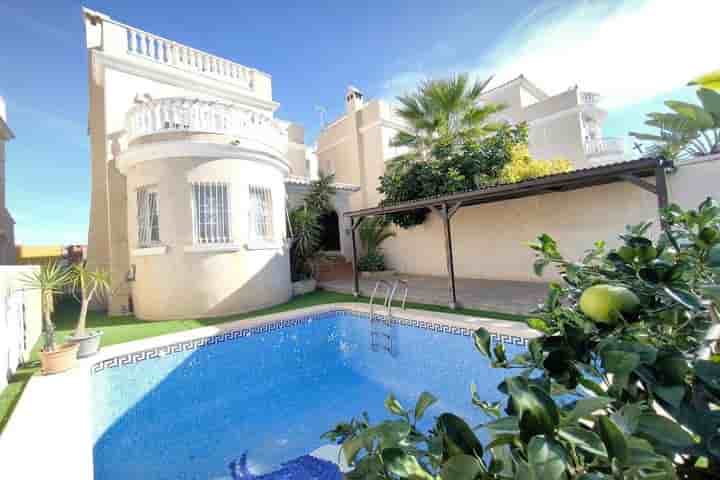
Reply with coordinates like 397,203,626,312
579,285,640,324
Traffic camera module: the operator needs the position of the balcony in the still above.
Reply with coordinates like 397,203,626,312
126,97,287,144
117,97,290,173
584,137,625,160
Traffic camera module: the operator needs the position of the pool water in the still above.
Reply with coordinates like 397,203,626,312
91,310,527,479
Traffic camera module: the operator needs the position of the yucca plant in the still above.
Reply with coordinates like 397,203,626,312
20,261,72,352
70,262,111,337
289,206,322,281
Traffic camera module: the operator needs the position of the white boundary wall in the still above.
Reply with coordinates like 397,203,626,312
0,266,42,394
382,155,720,282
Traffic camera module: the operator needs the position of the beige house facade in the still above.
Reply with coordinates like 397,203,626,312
316,83,720,285
0,98,16,265
81,9,357,320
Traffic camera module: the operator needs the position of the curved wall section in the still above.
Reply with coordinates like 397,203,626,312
125,154,291,320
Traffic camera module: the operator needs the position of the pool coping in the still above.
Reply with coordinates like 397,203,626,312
0,303,538,479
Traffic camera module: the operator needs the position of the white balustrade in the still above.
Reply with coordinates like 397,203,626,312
125,97,288,144
584,137,625,157
125,25,255,90
580,91,601,105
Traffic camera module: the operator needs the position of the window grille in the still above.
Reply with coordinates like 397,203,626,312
137,187,160,247
249,185,274,242
191,182,231,243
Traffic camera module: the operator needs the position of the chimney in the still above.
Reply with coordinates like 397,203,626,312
345,85,364,113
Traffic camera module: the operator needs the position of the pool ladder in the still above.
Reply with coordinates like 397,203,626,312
369,280,408,353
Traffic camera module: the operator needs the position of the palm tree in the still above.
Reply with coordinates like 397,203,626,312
391,74,505,161
359,216,395,256
70,262,111,337
20,261,72,352
304,171,336,214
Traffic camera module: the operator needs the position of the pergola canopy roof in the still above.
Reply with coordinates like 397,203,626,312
345,156,671,309
346,156,669,218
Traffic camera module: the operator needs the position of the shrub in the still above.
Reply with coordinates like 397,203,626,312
324,198,720,479
499,145,572,183
358,252,386,272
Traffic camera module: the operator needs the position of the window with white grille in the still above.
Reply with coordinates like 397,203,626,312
137,187,160,247
191,182,232,244
249,185,274,242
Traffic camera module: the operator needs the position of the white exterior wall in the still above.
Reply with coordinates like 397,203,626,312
381,158,720,283
83,9,298,319
0,266,42,394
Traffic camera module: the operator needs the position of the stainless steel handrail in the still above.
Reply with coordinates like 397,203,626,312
387,279,409,318
369,280,393,320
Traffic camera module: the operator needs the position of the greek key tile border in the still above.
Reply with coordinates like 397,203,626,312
92,309,529,374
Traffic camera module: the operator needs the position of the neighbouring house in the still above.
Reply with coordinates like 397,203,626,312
0,97,16,265
81,9,356,320
316,84,720,286
15,244,87,266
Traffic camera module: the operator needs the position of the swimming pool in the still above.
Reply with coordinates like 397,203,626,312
91,309,529,479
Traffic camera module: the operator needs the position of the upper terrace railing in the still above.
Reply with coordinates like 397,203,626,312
125,97,287,144
580,91,601,105
584,137,624,157
124,24,256,90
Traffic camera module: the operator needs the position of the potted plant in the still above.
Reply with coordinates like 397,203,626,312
358,216,396,278
20,261,78,375
67,262,111,358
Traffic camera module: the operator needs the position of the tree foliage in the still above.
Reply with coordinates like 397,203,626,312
379,124,529,228
499,145,572,184
392,74,505,162
325,198,720,479
358,217,396,272
289,172,336,281
630,86,720,160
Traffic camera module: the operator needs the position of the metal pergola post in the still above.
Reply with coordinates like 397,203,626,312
430,202,462,309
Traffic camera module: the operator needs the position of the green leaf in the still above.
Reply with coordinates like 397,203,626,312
578,378,606,397
507,378,560,441
665,101,714,129
381,448,434,480
527,435,568,480
690,70,720,91
375,420,411,448
493,341,507,364
601,350,640,376
414,392,437,421
653,384,685,408
636,413,695,449
561,396,613,426
342,435,366,465
698,284,720,305
695,359,720,394
473,328,492,358
384,393,406,417
484,416,520,435
597,416,629,465
698,88,720,115
610,403,643,435
527,317,550,333
439,454,484,480
559,426,608,457
437,413,483,458
663,286,703,310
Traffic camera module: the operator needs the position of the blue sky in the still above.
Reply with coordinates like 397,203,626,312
0,0,715,245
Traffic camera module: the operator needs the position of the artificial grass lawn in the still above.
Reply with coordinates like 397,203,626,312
0,290,527,434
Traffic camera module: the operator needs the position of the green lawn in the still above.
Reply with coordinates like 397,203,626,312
0,290,527,434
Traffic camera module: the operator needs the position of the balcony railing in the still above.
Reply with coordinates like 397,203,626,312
124,25,255,90
580,91,601,105
584,137,625,157
125,97,287,144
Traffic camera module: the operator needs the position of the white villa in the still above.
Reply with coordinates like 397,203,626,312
82,7,719,320
81,8,356,319
0,97,16,265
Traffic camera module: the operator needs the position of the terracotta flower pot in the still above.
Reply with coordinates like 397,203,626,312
39,343,79,375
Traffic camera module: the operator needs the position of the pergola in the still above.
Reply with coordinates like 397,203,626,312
345,156,672,308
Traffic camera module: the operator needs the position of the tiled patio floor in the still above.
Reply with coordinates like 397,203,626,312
319,274,549,315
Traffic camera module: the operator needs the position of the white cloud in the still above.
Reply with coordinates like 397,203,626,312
384,0,720,110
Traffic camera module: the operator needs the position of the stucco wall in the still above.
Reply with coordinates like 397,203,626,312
125,156,291,320
382,158,720,283
0,266,42,363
